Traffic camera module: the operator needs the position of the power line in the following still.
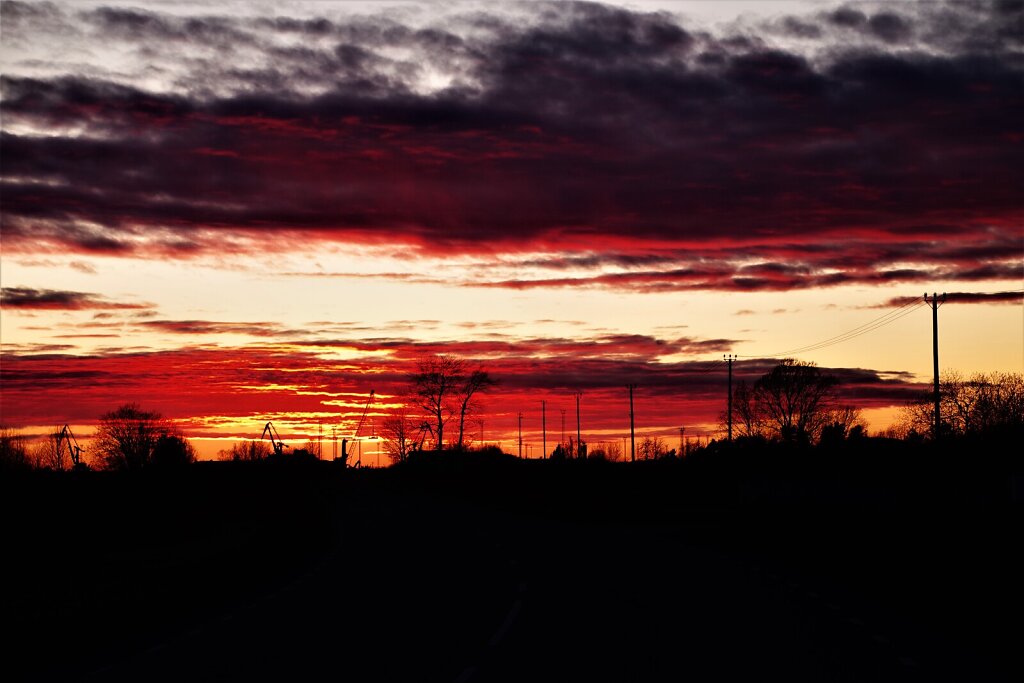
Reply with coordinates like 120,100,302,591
737,299,926,359
691,359,726,374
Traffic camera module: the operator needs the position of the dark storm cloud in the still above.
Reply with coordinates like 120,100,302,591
1,0,1021,290
0,287,152,310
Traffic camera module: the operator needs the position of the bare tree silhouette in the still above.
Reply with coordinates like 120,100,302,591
754,360,839,444
410,355,496,452
34,427,68,471
455,368,496,450
900,371,1024,438
220,440,272,462
382,409,416,463
94,404,193,470
411,355,465,450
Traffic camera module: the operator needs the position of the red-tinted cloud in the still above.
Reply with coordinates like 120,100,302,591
0,1,1019,290
879,290,1024,307
138,320,308,337
0,287,152,311
0,339,924,443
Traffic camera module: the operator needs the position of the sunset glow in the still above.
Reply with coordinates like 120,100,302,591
2,0,1021,459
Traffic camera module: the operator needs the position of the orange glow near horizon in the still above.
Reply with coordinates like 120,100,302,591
2,1,1021,457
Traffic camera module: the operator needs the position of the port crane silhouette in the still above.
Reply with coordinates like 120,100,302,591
57,424,85,469
338,390,374,467
261,422,288,457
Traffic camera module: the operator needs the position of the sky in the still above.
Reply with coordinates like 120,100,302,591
1,0,1022,461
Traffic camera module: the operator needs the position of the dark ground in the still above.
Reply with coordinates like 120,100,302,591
2,447,1020,682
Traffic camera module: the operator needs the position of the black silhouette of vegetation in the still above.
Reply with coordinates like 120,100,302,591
1,363,1021,681
381,408,416,463
93,403,196,470
897,370,1024,440
407,354,496,452
219,439,272,462
0,425,31,472
724,359,863,445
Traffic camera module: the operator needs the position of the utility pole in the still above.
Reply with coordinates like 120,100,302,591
318,420,322,460
518,412,523,459
724,354,737,441
627,384,637,462
925,293,946,440
575,391,583,459
679,426,685,457
332,426,337,459
560,409,566,449
542,400,547,459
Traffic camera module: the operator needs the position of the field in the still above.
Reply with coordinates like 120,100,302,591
2,447,1020,682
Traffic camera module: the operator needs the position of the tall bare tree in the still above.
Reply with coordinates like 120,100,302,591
94,404,192,470
411,355,466,450
455,368,496,450
94,404,164,470
382,409,415,463
754,359,838,443
34,427,67,471
730,380,766,439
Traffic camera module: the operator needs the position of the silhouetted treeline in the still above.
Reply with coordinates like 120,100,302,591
4,365,1022,474
895,370,1024,439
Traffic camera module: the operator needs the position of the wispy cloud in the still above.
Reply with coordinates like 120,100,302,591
0,287,153,311
878,290,1024,307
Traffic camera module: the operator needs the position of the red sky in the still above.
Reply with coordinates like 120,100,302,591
1,0,1021,458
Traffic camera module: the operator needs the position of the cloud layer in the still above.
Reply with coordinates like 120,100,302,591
1,0,1020,291
0,338,922,441
1,286,152,310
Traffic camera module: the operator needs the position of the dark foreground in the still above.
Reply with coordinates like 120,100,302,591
2,449,1020,682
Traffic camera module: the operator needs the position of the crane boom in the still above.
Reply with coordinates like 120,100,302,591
57,424,84,469
354,389,375,439
261,421,287,457
335,390,375,468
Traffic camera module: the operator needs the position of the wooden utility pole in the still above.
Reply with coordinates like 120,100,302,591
925,293,946,439
627,384,637,462
724,354,737,441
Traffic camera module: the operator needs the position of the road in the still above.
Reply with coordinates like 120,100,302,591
63,481,1008,683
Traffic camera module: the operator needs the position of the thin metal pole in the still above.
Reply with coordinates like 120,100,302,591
542,400,547,459
518,412,523,458
628,384,637,462
575,392,582,459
